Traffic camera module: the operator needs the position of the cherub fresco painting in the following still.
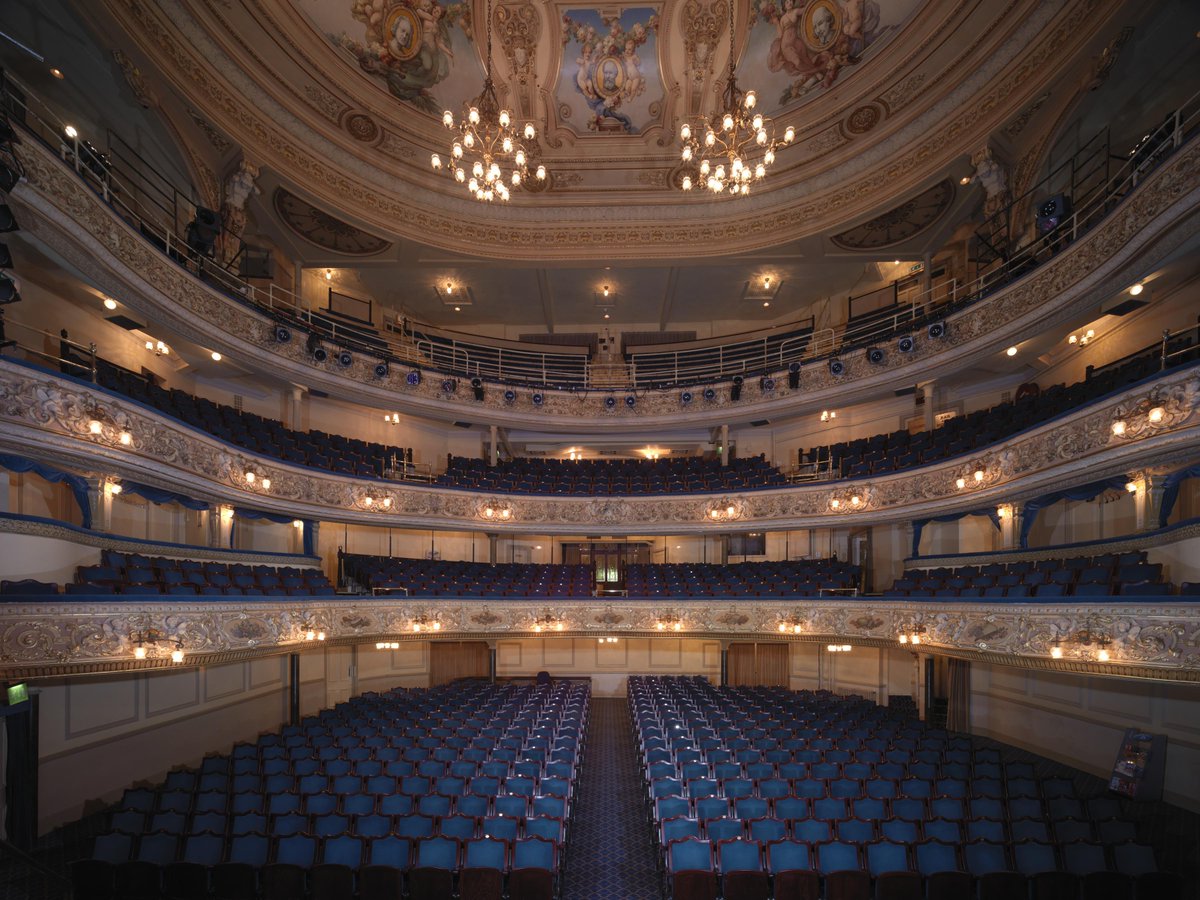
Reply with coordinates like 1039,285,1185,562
558,8,661,134
314,0,477,114
742,0,918,109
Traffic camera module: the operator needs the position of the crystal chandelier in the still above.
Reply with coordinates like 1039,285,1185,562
678,1,794,195
431,0,545,201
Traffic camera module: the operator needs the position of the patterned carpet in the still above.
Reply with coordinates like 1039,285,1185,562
561,696,662,900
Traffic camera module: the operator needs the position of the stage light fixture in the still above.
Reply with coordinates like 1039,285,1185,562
787,361,800,389
471,377,485,401
730,375,744,401
0,205,17,233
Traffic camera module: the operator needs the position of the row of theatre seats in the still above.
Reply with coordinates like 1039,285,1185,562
341,556,596,597
631,676,1180,900
887,551,1193,599
73,680,588,900
0,551,335,598
801,337,1197,477
434,455,788,494
622,561,861,597
94,360,413,480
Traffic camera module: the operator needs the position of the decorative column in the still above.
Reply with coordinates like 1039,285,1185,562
920,380,937,432
209,504,233,548
489,425,498,467
488,533,498,565
901,521,915,560
1142,475,1168,531
999,501,1022,549
289,387,304,431
719,425,729,467
87,476,113,533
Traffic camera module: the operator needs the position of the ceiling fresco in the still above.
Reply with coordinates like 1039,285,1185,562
740,0,922,112
294,0,488,115
554,6,664,135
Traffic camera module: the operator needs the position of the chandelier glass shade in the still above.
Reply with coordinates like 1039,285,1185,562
678,6,794,195
431,0,545,201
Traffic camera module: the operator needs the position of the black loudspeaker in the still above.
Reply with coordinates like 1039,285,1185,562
185,206,221,255
703,387,716,402
0,272,19,304
471,377,484,401
625,395,637,408
407,370,421,387
239,246,275,279
0,242,11,268
788,362,800,389
927,321,946,339
730,375,744,402
829,359,845,377
306,332,326,362
0,163,18,193
531,392,544,406
898,335,915,353
274,325,291,343
0,205,16,233
336,350,353,367
867,347,885,364
680,390,693,405
311,346,328,363
760,376,776,393
1036,194,1072,233
374,362,389,379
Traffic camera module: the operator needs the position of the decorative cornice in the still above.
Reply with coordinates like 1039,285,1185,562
1,596,1196,682
0,514,317,567
8,128,1200,431
0,359,1195,534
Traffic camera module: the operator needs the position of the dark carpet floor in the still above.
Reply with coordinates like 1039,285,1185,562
560,696,662,900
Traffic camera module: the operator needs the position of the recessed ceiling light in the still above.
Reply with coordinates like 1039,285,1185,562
64,125,78,139
324,269,333,281
211,351,222,361
454,305,461,312
49,67,64,79
1006,346,1018,356
103,297,117,310
1129,283,1143,296
959,175,970,185
603,312,610,319
762,301,770,308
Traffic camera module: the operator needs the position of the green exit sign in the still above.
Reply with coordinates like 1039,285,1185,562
6,683,28,706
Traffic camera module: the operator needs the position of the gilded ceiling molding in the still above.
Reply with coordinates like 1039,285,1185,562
0,358,1195,535
0,596,1196,681
96,0,1124,257
8,127,1200,431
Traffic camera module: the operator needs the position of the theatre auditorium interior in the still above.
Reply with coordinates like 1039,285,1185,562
0,0,1200,897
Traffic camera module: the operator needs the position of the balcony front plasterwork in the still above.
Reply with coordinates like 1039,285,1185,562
1,596,1196,682
8,130,1200,432
0,358,1195,535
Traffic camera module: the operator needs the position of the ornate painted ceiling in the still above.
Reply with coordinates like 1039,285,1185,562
83,0,1138,261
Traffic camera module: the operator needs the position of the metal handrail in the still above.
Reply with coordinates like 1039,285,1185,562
5,68,1199,394
0,319,97,380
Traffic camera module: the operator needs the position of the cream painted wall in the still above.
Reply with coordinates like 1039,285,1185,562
0,533,99,584
34,638,437,832
495,637,720,697
970,662,1200,810
789,643,917,703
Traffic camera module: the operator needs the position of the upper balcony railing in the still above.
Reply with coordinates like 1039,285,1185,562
4,72,1199,393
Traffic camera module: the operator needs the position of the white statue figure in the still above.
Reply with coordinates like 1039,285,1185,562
216,160,261,266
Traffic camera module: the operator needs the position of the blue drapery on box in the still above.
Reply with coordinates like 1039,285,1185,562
0,453,92,528
1159,463,1200,527
1018,476,1129,547
912,508,1000,558
118,481,209,511
232,508,314,555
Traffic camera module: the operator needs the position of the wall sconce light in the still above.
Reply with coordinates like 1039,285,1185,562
145,339,170,356
1125,481,1138,494
532,611,564,633
375,641,401,650
996,505,1008,519
706,500,740,522
1147,406,1165,424
776,616,805,634
130,630,184,663
654,611,684,632
826,644,852,653
411,614,442,633
897,624,927,646
297,618,326,642
292,519,304,528
597,636,619,644
820,410,836,422
1048,619,1113,662
481,503,514,521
